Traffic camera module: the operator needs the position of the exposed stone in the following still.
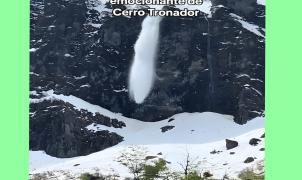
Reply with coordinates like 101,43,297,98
210,150,223,154
249,138,261,146
225,139,239,150
168,118,175,122
244,157,255,163
160,125,175,133
203,171,213,178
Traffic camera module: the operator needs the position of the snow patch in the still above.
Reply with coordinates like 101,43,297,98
230,13,265,38
74,76,86,80
80,84,91,88
64,53,73,57
30,48,38,52
257,0,265,6
113,88,128,93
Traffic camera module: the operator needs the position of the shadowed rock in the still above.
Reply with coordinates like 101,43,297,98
249,138,261,146
225,139,239,150
244,157,255,163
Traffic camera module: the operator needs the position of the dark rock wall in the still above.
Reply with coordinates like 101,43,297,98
30,99,124,158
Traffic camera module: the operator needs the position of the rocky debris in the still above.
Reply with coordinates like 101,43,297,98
111,118,126,128
203,171,213,178
168,118,175,122
210,149,223,154
230,152,235,155
259,148,265,151
244,157,255,163
260,133,265,138
160,125,175,133
225,139,239,150
249,138,261,146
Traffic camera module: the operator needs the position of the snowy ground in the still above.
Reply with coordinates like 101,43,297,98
30,91,264,179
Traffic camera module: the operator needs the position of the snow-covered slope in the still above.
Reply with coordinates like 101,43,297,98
30,91,264,179
230,13,265,38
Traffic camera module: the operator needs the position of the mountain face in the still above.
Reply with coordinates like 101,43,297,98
30,0,265,157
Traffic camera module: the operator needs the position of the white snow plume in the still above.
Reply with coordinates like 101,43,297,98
129,16,162,104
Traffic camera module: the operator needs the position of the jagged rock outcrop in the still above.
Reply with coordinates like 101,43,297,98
30,98,124,158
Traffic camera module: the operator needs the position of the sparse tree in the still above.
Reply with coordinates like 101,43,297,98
183,171,203,180
142,158,168,180
160,170,182,180
238,168,264,180
178,152,201,179
116,146,148,180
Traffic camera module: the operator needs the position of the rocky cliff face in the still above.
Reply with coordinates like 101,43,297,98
30,0,265,157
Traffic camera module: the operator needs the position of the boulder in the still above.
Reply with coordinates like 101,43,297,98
160,125,175,133
225,139,239,150
244,157,255,163
249,138,261,146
